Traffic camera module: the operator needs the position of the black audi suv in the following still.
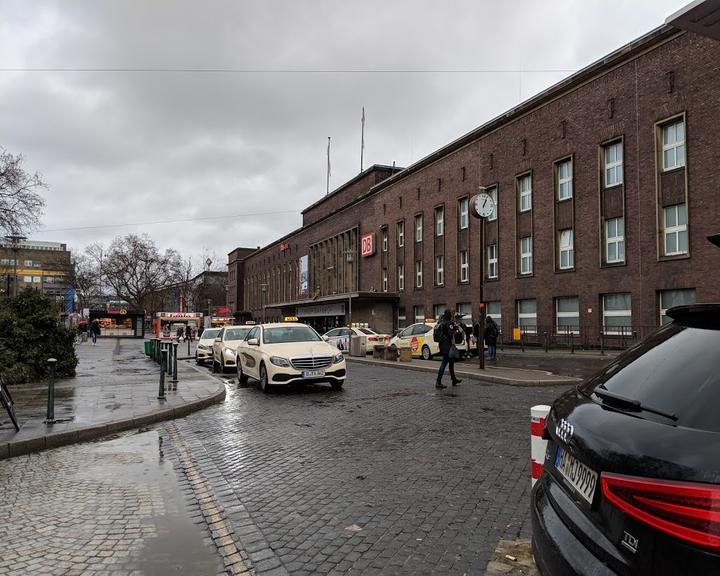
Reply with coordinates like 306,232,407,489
531,303,720,575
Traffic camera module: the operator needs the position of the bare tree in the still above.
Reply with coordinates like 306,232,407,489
0,149,46,235
93,234,184,313
70,252,104,313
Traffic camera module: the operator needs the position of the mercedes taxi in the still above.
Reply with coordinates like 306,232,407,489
389,319,469,360
195,327,221,365
235,320,346,393
211,325,253,373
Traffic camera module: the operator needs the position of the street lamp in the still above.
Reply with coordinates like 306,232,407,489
261,283,268,323
4,233,27,298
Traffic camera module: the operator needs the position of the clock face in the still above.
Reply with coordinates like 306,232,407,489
474,193,495,218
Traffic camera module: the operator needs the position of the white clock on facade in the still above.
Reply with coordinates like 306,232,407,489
471,192,495,218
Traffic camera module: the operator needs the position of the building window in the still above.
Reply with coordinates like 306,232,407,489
487,301,501,328
435,206,444,237
604,141,623,187
557,159,573,201
517,299,537,334
398,306,407,329
435,255,444,286
458,197,469,230
457,303,472,317
398,264,405,291
382,228,388,252
397,221,405,247
603,293,632,335
415,260,423,288
556,296,579,334
559,229,574,270
24,260,33,267
662,119,685,171
606,217,625,264
433,304,447,320
520,236,533,275
487,186,498,221
518,174,532,212
382,268,388,292
487,244,498,279
459,250,469,283
659,288,695,325
413,305,425,323
663,204,688,256
415,214,423,242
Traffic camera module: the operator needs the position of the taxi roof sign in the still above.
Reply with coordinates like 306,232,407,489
283,316,299,322
244,320,256,325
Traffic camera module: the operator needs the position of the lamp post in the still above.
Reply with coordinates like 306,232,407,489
4,233,27,297
261,283,268,323
470,186,495,371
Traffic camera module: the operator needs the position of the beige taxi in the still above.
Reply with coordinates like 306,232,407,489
211,325,253,373
235,321,346,393
389,320,469,360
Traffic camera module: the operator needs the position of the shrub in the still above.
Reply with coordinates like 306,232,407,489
0,288,78,384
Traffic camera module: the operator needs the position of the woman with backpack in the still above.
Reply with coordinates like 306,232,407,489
485,315,499,361
435,309,463,389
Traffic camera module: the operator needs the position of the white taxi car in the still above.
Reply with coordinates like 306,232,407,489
235,322,346,393
389,320,469,360
322,326,390,353
211,325,253,373
195,327,221,365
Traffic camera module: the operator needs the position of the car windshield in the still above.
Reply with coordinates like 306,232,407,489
579,322,720,432
224,328,250,341
201,329,220,340
359,328,376,335
264,325,321,344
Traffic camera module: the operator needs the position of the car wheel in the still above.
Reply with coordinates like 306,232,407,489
220,358,226,373
195,353,201,365
421,345,432,361
259,363,272,394
331,381,343,391
237,357,248,385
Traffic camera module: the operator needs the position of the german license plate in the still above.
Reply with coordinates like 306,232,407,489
302,369,325,378
554,446,598,504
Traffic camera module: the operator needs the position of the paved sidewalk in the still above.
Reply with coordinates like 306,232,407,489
0,338,225,460
346,355,581,386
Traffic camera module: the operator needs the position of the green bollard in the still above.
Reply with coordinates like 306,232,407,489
45,358,58,423
171,342,179,391
158,349,167,400
166,342,172,376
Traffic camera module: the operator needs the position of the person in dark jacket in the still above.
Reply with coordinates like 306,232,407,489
90,319,101,345
435,309,462,389
485,315,499,361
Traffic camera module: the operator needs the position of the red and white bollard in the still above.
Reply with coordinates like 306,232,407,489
531,405,551,487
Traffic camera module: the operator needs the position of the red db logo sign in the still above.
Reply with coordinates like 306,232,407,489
361,233,375,257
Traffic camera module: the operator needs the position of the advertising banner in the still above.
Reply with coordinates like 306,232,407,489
298,255,309,298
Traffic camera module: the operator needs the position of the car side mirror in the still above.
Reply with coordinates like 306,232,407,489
322,335,330,341
214,337,221,342
248,338,259,346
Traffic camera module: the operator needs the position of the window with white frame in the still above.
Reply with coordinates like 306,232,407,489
398,306,407,329
487,186,498,221
435,206,444,237
606,217,625,263
518,175,532,212
517,299,537,334
663,204,688,256
557,159,573,201
559,229,574,269
487,243,498,279
603,293,632,335
604,141,623,187
415,214,423,242
382,268,388,292
435,255,444,286
382,228,388,252
413,305,425,323
662,119,685,171
397,264,405,291
486,301,501,327
659,288,695,325
459,250,469,283
397,221,405,247
556,296,579,334
520,236,533,275
415,260,423,288
458,197,469,230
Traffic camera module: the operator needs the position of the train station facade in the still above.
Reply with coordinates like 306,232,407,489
232,17,720,344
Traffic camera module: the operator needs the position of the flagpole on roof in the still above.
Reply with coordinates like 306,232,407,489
360,107,365,173
326,136,331,195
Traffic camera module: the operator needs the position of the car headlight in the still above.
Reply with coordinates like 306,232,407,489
332,352,344,364
224,347,235,356
197,344,209,350
270,356,290,367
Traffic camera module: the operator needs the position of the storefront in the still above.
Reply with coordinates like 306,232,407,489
154,312,204,338
89,309,145,338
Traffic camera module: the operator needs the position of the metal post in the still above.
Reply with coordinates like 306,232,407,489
600,332,605,355
158,348,167,400
45,358,58,423
521,332,525,352
570,326,575,354
478,304,485,370
187,331,191,356
543,330,549,353
166,342,172,376
171,342,179,391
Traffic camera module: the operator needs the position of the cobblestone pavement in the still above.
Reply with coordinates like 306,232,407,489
165,361,571,575
0,429,226,576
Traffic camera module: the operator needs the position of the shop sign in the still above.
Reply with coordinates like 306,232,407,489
156,312,204,319
297,303,346,318
280,242,289,252
361,233,375,257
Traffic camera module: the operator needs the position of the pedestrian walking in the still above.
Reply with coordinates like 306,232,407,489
187,325,194,342
485,315,499,361
434,309,462,389
90,319,101,345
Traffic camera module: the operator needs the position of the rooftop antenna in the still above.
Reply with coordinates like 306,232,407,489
326,136,331,195
360,107,365,172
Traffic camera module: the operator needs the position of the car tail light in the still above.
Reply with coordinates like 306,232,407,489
601,472,720,550
367,336,377,341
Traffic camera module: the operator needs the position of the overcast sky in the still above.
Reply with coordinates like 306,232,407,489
0,0,689,272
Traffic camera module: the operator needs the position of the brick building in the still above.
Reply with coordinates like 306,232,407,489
238,11,720,344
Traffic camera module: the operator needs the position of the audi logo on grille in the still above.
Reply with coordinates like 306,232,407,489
556,418,574,444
